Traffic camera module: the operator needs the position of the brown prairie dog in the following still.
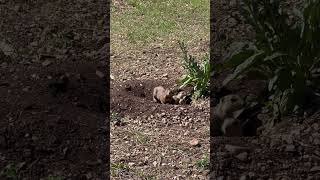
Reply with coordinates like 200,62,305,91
212,94,244,136
153,86,174,104
172,91,187,104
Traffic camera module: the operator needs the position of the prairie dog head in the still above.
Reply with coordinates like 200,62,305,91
172,91,187,104
215,94,244,119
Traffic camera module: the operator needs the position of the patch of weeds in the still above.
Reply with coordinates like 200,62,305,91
110,111,121,122
0,163,18,180
136,170,156,180
111,162,130,177
178,41,211,99
133,131,149,144
196,155,209,169
221,0,320,121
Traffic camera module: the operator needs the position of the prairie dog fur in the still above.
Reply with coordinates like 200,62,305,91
153,86,175,104
173,91,187,104
212,94,244,136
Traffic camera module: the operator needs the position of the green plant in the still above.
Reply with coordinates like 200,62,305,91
110,111,120,122
0,163,18,180
133,131,149,144
221,0,320,119
178,41,211,99
196,155,209,169
111,162,129,176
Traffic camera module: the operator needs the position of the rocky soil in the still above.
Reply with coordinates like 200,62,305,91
210,0,320,179
0,1,108,179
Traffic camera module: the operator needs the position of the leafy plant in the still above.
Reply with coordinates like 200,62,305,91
178,41,211,99
0,163,18,180
222,0,320,119
196,155,209,169
111,162,129,176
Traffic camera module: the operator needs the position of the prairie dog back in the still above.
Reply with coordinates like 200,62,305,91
153,86,174,104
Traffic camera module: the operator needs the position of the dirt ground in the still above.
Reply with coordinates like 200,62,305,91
110,0,210,179
110,24,210,179
111,79,210,179
0,1,108,179
210,0,320,179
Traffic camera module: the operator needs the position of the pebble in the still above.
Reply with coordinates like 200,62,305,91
225,144,249,154
285,145,295,152
240,175,247,180
96,70,105,78
42,60,51,66
228,17,237,27
189,138,200,147
22,86,30,92
153,161,157,167
1,62,8,68
236,152,248,161
310,166,320,172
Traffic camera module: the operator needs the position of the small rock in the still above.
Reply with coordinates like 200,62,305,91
310,166,320,172
240,175,247,180
217,176,224,180
96,70,105,78
22,86,30,92
0,40,14,56
189,138,200,147
1,62,8,68
313,137,320,145
285,145,295,152
153,161,157,167
30,41,38,46
63,147,68,156
312,123,319,130
225,144,249,154
86,172,93,179
282,135,293,144
248,172,255,177
229,0,237,7
162,73,168,77
42,60,51,66
236,152,248,161
128,162,135,166
110,74,115,80
228,17,237,27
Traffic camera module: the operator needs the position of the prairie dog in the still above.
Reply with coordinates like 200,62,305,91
172,91,187,104
211,94,244,136
153,86,175,104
